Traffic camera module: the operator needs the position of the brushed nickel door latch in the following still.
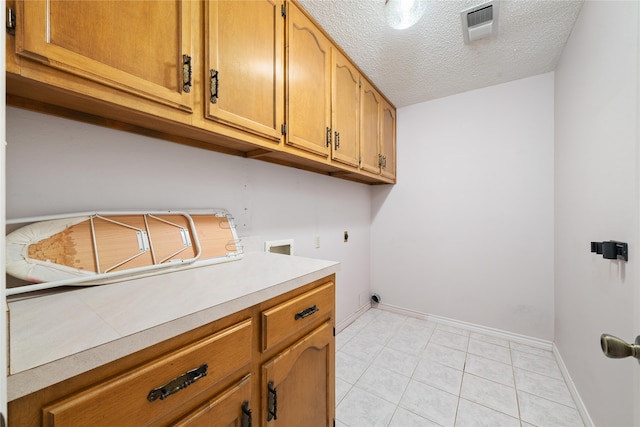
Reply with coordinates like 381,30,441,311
601,334,640,364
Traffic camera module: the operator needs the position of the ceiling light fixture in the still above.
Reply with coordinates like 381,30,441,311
384,0,427,30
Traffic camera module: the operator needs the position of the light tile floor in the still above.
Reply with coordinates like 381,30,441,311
335,308,585,427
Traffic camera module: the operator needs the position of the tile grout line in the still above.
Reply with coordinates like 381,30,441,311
337,308,584,427
509,341,525,427
453,334,471,426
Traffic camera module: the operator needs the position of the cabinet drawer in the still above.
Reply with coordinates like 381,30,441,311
42,319,252,427
262,281,334,352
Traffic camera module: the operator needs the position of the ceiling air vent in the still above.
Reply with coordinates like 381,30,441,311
461,1,499,44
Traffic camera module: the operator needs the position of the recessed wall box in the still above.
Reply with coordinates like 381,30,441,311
265,239,294,255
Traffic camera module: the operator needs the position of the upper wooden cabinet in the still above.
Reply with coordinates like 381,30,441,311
205,0,284,143
285,2,332,159
6,0,395,184
381,99,397,180
358,79,397,181
330,48,360,169
14,0,194,113
360,78,382,175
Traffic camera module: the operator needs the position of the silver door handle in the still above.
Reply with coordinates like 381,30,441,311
600,334,640,363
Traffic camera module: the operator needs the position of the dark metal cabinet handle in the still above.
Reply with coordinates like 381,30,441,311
267,381,278,421
334,131,340,150
295,304,319,320
182,54,192,93
147,363,208,402
210,69,219,104
326,127,332,148
242,400,253,427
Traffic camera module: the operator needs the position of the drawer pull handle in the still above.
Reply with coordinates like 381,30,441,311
295,304,319,320
267,381,278,421
147,363,208,402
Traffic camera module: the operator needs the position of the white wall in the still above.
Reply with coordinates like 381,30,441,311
554,2,639,426
371,73,555,340
5,107,373,325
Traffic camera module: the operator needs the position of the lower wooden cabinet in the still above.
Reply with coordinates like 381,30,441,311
261,281,334,352
262,322,334,427
174,375,253,427
8,275,335,427
42,320,253,427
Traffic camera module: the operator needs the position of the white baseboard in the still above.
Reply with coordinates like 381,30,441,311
375,302,553,350
335,302,371,334
553,343,595,427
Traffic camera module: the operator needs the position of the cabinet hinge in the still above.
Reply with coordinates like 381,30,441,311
182,54,192,93
6,7,15,35
210,69,219,103
281,4,286,18
358,156,362,165
281,123,287,135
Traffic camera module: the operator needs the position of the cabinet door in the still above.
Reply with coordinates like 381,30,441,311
359,79,382,174
15,0,193,112
174,375,253,427
286,2,332,158
381,100,397,180
261,322,334,427
206,0,284,143
331,49,360,168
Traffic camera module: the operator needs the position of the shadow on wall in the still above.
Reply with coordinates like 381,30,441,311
371,185,394,221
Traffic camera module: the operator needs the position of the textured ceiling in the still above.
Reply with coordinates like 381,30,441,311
298,0,584,108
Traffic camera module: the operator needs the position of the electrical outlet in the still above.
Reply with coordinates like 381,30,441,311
315,235,320,248
344,231,349,242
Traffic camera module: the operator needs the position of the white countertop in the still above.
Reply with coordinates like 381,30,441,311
7,252,340,401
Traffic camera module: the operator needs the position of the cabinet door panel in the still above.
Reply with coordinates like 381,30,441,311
286,3,331,158
206,0,284,142
174,375,252,427
261,322,334,427
381,100,397,180
360,79,382,174
17,0,193,111
331,49,360,168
